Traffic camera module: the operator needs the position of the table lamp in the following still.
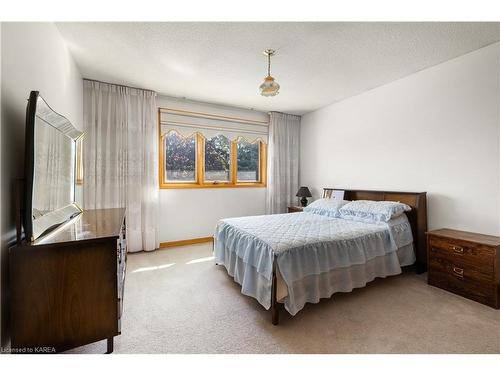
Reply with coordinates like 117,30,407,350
296,186,312,207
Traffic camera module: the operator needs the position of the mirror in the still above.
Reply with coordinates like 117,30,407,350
24,92,83,242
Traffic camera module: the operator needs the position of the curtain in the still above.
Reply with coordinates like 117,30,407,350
266,112,301,214
83,80,159,252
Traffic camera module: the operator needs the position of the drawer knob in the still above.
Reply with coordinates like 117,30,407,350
452,266,464,279
451,245,464,254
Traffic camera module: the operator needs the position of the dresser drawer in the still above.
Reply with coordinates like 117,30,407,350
428,268,497,308
429,256,493,283
428,236,494,269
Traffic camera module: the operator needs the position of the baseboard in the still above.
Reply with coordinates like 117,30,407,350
159,236,213,249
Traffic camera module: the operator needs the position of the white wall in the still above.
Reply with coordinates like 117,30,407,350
300,43,500,235
0,22,83,347
157,96,268,242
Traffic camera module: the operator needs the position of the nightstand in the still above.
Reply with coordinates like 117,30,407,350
287,206,304,213
427,228,500,309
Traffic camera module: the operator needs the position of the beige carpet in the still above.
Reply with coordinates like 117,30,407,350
67,243,500,354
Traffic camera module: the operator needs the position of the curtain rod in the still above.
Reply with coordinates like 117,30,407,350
268,111,302,118
83,78,156,94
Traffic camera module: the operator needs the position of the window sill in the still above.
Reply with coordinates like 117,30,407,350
159,183,266,189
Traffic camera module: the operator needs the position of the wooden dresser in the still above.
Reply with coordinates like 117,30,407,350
9,208,127,353
427,228,500,309
287,206,304,213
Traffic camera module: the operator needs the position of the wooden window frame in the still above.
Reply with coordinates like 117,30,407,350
159,131,267,190
75,136,84,185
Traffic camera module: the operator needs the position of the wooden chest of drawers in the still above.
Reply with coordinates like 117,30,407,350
10,208,127,353
427,228,500,308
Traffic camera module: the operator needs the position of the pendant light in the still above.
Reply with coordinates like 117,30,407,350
259,49,280,97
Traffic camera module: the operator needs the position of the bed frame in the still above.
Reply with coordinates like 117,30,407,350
270,188,427,325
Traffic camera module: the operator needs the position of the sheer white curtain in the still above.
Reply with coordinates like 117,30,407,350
83,80,159,252
266,112,301,214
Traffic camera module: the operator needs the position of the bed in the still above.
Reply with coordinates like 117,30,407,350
214,188,427,324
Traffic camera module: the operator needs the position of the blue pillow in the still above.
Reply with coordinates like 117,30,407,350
339,200,411,222
303,198,349,218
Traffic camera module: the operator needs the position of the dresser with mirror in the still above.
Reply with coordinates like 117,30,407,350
9,91,126,353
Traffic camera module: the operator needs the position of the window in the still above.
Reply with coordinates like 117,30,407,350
159,107,268,189
237,139,260,182
75,136,84,185
163,131,198,184
159,133,266,189
205,135,230,183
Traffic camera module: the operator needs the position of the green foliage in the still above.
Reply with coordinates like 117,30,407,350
237,141,259,172
205,135,230,171
165,132,195,171
165,132,260,175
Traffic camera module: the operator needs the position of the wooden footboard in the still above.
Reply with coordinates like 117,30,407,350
271,255,281,325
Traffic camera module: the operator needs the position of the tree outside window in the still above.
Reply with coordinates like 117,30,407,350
160,131,266,188
205,135,230,182
164,131,196,182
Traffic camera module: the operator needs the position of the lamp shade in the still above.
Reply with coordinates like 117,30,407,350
296,186,312,198
259,75,280,97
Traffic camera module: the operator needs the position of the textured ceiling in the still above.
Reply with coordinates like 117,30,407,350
56,22,500,115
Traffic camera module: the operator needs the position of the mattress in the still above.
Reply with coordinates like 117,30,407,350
214,212,415,315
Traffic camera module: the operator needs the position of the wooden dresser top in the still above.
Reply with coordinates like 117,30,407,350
427,228,500,247
31,208,126,246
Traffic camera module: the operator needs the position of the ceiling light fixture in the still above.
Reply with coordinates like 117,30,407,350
259,49,280,97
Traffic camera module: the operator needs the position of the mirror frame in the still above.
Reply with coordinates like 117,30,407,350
24,91,84,242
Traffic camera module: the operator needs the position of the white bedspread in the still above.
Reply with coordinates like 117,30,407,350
214,212,414,315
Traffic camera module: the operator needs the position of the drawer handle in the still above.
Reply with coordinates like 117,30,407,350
452,266,464,279
451,245,464,254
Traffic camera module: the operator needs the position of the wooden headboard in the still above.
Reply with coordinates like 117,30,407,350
323,188,428,273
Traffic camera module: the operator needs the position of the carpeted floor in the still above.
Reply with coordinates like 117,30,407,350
67,243,500,354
